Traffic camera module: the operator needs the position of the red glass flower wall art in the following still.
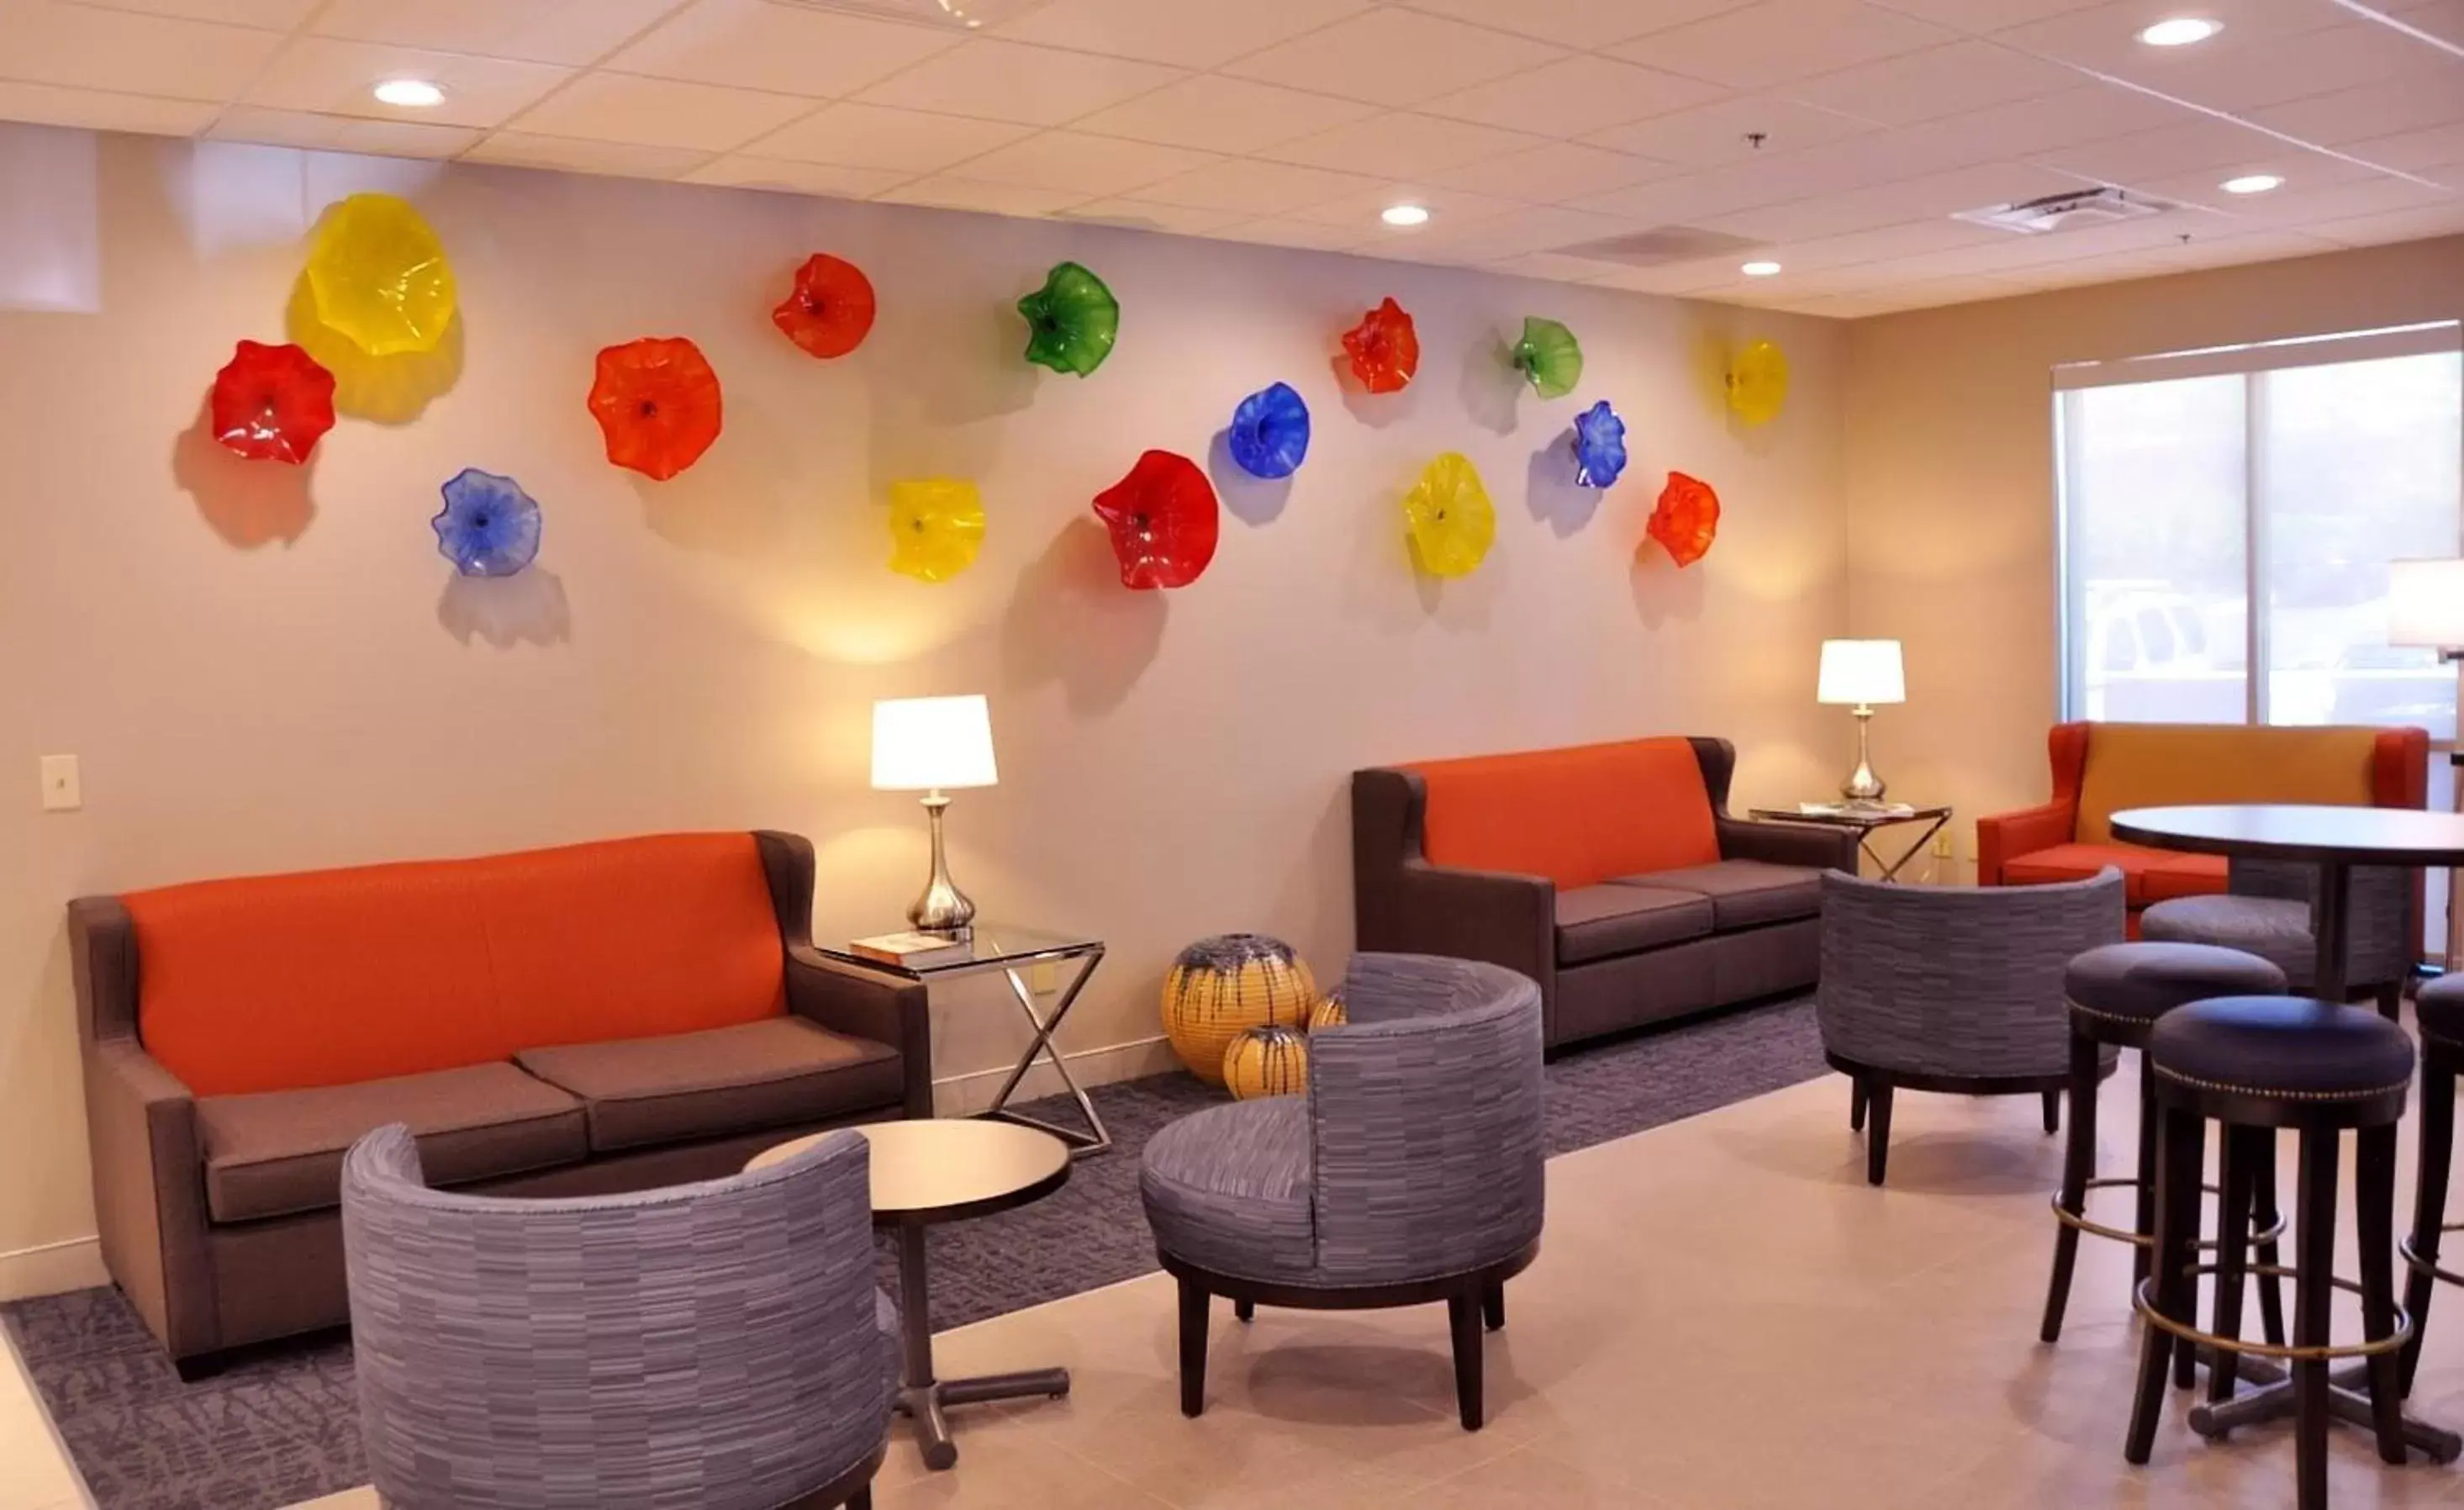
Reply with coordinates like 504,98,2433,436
1341,298,1419,394
1092,450,1219,590
773,253,876,360
1646,472,1721,568
209,341,337,464
588,337,723,480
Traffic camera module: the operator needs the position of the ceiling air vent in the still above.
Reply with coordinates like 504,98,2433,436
1549,226,1765,267
1955,186,2176,235
768,0,1052,28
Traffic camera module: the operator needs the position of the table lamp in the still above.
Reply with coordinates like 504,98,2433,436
871,694,997,936
2389,558,2464,970
1817,639,1906,806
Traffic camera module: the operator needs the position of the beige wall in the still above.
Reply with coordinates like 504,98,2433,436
0,125,1849,1291
1841,236,2464,877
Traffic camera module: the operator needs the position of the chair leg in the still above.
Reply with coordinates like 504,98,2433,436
2171,1113,2208,1391
847,1490,870,1510
1233,1299,1253,1323
1865,1079,1895,1187
1447,1289,1485,1431
2133,1056,2160,1289
1177,1276,1209,1419
2042,1088,2060,1135
2294,1128,2340,1510
1482,1282,1505,1332
2252,1132,2287,1349
2041,1028,2101,1343
2403,1060,2455,1397
2126,1106,2198,1465
2356,1123,2409,1465
1850,1074,1868,1132
2376,981,2404,1022
2207,1126,2257,1418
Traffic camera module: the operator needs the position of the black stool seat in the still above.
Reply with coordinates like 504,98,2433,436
2067,942,2288,1029
2150,996,2415,1105
2416,974,2464,1046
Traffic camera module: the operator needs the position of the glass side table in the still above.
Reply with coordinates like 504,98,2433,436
812,923,1111,1156
1747,804,1955,883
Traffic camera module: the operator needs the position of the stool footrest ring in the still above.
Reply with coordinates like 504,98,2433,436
2052,1175,2288,1250
2399,1229,2464,1291
2134,1269,2411,1362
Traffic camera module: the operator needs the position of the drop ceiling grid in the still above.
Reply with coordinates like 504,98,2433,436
0,0,2452,314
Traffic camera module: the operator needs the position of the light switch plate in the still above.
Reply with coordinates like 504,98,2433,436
1931,829,1953,859
1029,961,1058,995
40,754,80,811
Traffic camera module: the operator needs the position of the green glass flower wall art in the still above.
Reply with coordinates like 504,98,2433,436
1017,261,1119,378
1510,316,1583,399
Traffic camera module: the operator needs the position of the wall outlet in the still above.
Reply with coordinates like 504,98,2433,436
1029,960,1058,995
39,754,80,812
1931,829,1953,859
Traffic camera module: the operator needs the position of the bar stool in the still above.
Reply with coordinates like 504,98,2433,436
2127,996,2418,1510
2401,974,2464,1396
2043,942,2289,1347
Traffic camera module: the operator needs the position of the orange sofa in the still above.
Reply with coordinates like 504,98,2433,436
71,831,929,1374
1978,721,2430,928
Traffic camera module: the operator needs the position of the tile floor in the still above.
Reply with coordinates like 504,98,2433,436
0,1326,87,1509
31,1047,2464,1509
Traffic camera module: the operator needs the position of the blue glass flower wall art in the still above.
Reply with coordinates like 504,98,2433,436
1571,400,1628,489
432,467,542,577
1227,382,1311,480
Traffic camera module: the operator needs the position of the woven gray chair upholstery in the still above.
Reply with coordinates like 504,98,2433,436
343,1124,894,1510
1140,952,1544,1431
2142,858,2413,1015
1817,869,2127,1185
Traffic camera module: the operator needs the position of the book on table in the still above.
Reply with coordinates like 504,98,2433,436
1797,800,1918,820
848,931,974,969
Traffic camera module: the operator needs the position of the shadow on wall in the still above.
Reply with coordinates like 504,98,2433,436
628,399,804,561
1000,516,1164,715
1523,431,1598,539
438,569,572,648
1333,351,1420,430
1455,330,1521,438
286,273,462,425
1631,546,1707,630
172,396,314,547
1206,428,1293,527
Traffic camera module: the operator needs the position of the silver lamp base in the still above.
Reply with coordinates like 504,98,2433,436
1839,705,1887,808
907,792,976,937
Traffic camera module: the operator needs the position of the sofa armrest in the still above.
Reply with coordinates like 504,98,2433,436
1977,800,2076,886
1717,816,1857,871
82,1036,215,1360
1369,861,1554,999
785,947,933,1117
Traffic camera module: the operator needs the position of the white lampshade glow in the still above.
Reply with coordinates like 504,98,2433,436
871,695,998,792
1817,640,1906,706
2389,559,2464,649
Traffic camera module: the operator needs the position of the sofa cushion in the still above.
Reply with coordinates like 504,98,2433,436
516,1016,902,1154
1617,860,1821,930
198,1063,585,1223
1556,884,1713,965
2001,842,2224,906
1139,1097,1316,1283
2074,723,2380,844
1408,737,1721,889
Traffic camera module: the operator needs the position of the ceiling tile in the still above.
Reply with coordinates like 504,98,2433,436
1384,203,1641,261
1608,1,1958,89
79,0,319,24
1068,76,1378,156
2142,20,2464,114
1707,159,2083,239
246,40,572,128
0,1,286,103
2301,199,2464,247
1285,181,1526,229
1855,0,2111,29
509,72,812,150
948,130,1221,195
1421,55,1730,137
1211,216,1378,251
1262,113,1547,179
678,155,910,195
1058,198,1253,235
2122,152,2390,210
0,80,219,135
1785,40,2077,125
2030,116,2298,186
1134,156,1385,214
2171,173,2455,228
461,131,714,177
991,0,1373,67
1987,0,2361,88
2345,122,2464,176
737,102,1033,172
309,0,687,66
1754,215,2013,272
1570,168,1791,224
601,0,964,99
872,175,1093,215
1429,140,1680,201
1221,9,1569,108
852,38,1184,125
1893,84,2194,162
209,105,484,157
1398,0,1760,49
2250,71,2464,147
1584,93,1879,165
1481,249,1647,281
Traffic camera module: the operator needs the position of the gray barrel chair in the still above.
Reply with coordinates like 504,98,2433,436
1138,953,1545,1431
1818,869,2128,1185
342,1124,895,1510
2144,858,2414,1016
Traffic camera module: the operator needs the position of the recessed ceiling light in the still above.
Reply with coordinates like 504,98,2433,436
1741,260,1782,277
372,78,446,108
2221,172,2283,194
2138,16,2221,45
1381,203,1430,227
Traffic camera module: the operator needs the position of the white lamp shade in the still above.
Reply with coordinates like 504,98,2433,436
871,695,998,791
1817,640,1906,705
2389,559,2464,649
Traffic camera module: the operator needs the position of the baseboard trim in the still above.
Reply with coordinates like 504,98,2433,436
0,1237,108,1304
930,1034,1178,1117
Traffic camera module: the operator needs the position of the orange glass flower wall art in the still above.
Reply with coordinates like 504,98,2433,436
209,341,336,464
1341,298,1419,394
773,253,876,360
588,337,723,480
1092,450,1219,589
1646,472,1721,568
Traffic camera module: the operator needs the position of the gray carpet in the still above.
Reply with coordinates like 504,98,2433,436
3,995,1825,1510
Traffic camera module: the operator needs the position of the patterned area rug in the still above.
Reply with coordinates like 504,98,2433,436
4,995,1824,1510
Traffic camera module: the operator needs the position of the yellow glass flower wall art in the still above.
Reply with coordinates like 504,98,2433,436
887,478,986,583
1401,452,1496,578
304,193,456,357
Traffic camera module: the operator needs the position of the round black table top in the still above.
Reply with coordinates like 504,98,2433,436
745,1119,1069,1226
2110,804,2464,867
